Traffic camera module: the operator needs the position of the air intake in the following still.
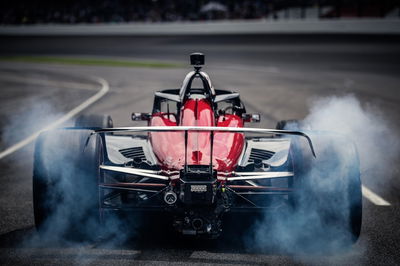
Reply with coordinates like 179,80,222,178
249,148,275,162
119,147,146,162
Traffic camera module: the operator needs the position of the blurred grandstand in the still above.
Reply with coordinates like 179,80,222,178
0,0,399,25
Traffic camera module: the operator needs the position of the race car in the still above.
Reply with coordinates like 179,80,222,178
33,53,362,243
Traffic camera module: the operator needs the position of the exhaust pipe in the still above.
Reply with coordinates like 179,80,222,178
164,191,177,205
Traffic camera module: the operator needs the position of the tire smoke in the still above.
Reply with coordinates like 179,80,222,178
244,95,399,257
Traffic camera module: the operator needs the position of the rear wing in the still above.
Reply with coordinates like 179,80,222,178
91,126,316,158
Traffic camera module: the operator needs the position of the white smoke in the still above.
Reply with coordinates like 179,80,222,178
1,99,63,150
302,95,400,189
245,95,399,257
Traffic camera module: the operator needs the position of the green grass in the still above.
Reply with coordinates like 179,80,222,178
0,56,183,68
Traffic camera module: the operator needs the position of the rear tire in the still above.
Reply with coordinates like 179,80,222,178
75,114,113,128
291,133,362,248
276,119,300,130
277,119,362,247
33,129,103,240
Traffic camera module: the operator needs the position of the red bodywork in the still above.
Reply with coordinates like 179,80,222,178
149,99,244,172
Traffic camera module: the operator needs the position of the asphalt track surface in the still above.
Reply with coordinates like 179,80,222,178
0,34,400,265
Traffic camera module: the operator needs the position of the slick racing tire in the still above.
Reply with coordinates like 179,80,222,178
33,129,103,240
290,132,361,248
75,114,113,128
275,119,300,130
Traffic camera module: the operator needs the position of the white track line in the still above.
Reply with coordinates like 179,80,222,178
362,185,391,206
0,76,109,160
